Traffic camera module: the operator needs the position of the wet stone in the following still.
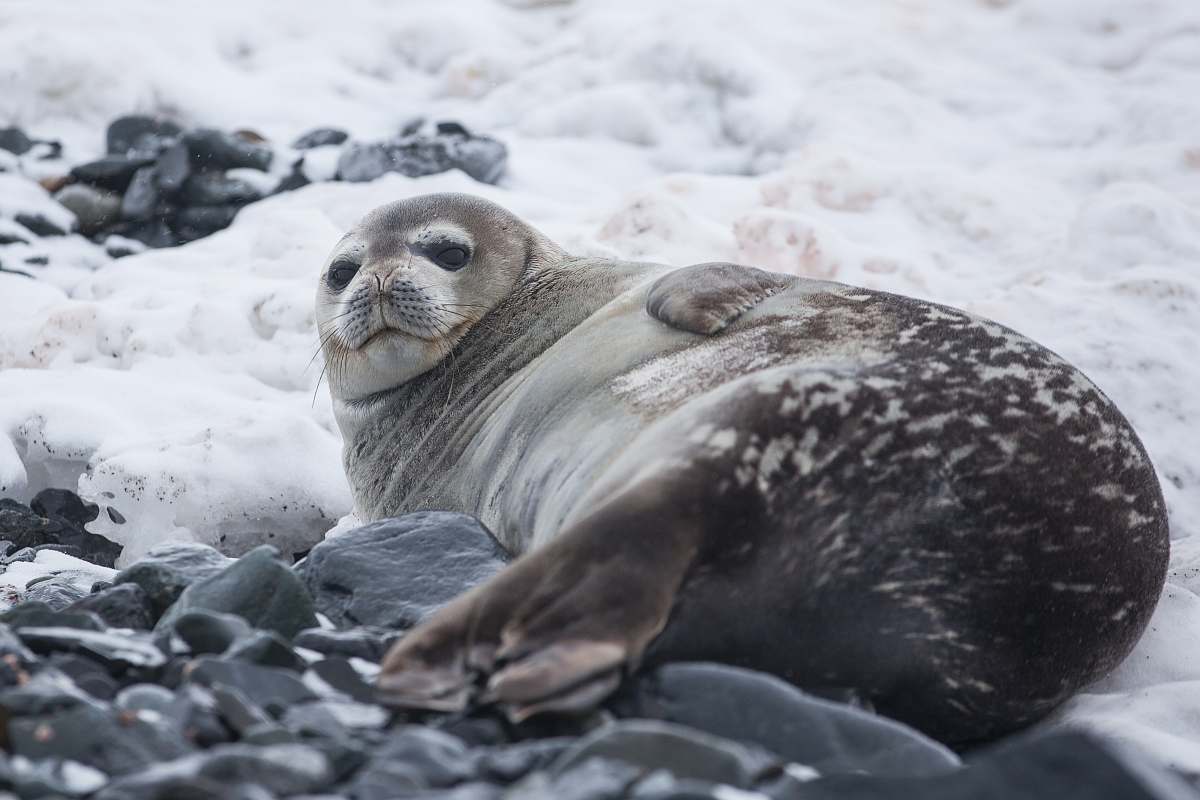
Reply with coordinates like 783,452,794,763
174,204,240,238
120,166,160,221
48,652,119,700
14,211,70,236
54,184,122,236
302,512,508,630
348,726,475,798
293,627,400,663
183,128,273,171
31,489,100,528
223,630,305,671
0,126,33,155
115,683,176,716
17,627,168,674
154,140,191,193
293,127,349,149
281,700,389,736
173,609,253,655
117,217,179,249
0,755,108,798
304,657,377,704
211,684,273,735
1,492,122,567
24,579,89,610
186,657,317,715
112,542,234,617
70,155,155,192
68,583,156,631
181,172,262,206
157,546,318,639
1,602,105,631
0,666,93,716
107,115,183,157
0,622,36,665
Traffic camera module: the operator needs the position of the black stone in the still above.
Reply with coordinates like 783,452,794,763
47,652,119,700
186,657,317,715
293,627,400,662
436,121,472,137
0,754,109,798
302,512,508,629
181,172,262,206
0,493,122,567
154,141,191,194
16,626,168,673
0,622,36,666
14,211,70,236
335,131,507,185
9,702,193,775
348,726,475,798
70,155,155,192
0,230,29,245
334,142,393,182
119,217,180,248
107,115,183,157
112,542,233,617
1,546,36,564
157,545,318,638
305,657,377,704
474,738,574,784
518,757,641,800
120,166,160,221
173,204,240,238
1,602,105,631
23,254,50,266
115,683,176,716
171,684,235,748
0,126,33,155
273,159,311,194
612,663,960,778
183,128,273,171
281,699,389,737
68,583,156,631
172,610,252,655
210,684,273,735
292,127,349,149
0,666,93,716
55,181,122,236
32,488,100,526
25,579,89,610
223,630,304,671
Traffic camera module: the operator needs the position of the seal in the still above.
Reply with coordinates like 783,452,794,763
316,193,1169,744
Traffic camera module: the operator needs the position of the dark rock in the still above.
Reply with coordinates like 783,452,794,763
223,630,304,671
170,684,234,748
613,663,959,779
173,204,240,238
120,166,160,221
32,139,63,161
210,684,273,735
154,141,191,194
23,254,49,266
68,583,155,630
120,218,180,248
302,512,508,629
32,489,100,527
273,159,311,193
181,172,262,206
172,610,252,655
446,135,508,184
551,720,779,790
115,683,176,716
96,743,333,799
436,121,472,137
157,546,318,638
333,142,392,182
293,627,399,662
281,699,389,737
25,579,89,609
0,493,122,567
0,126,33,155
71,155,155,192
293,128,349,149
0,667,93,716
780,731,1198,800
112,542,233,617
107,115,183,157
348,727,474,797
0,230,29,245
108,507,127,524
9,702,192,775
48,652,119,700
474,739,574,784
0,622,36,665
1,602,105,631
14,211,70,236
54,184,122,235
17,627,168,673
517,757,642,800
103,236,146,259
0,754,108,798
186,657,317,715
305,657,377,704
183,128,273,171
1,546,36,565
337,130,507,185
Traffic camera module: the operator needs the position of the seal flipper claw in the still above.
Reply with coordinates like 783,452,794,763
645,262,793,335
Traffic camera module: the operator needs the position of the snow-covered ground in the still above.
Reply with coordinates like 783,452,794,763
1,0,1199,768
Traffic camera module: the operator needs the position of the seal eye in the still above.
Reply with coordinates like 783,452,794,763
327,260,359,290
435,246,469,270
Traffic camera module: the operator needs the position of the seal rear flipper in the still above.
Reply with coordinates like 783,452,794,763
645,262,794,335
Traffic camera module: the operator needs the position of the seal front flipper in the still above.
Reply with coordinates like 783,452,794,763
645,262,794,335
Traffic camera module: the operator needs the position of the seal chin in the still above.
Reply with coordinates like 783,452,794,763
327,327,450,407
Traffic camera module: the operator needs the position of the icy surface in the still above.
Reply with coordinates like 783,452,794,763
0,0,1198,766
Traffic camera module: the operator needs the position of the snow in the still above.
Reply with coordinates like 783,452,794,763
1,0,1199,767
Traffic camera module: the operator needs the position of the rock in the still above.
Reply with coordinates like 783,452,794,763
0,493,123,567
186,657,317,715
293,128,349,149
516,757,642,800
0,127,33,155
54,184,122,235
336,129,507,185
1,602,105,631
173,609,253,654
0,667,93,716
273,160,310,193
96,743,333,799
551,720,779,790
181,172,262,206
612,663,960,779
115,683,176,716
23,254,49,266
68,584,156,630
348,727,475,798
183,128,273,171
0,755,108,798
211,684,273,735
70,155,155,192
154,141,191,194
302,512,508,629
112,542,234,617
48,652,119,700
0,623,36,665
103,235,146,259
1,546,36,565
223,630,304,671
334,142,393,182
119,218,179,248
305,657,377,704
170,684,234,748
120,166,160,221
444,134,508,184
107,115,183,157
14,211,70,236
32,489,99,527
293,627,400,662
281,699,389,736
473,739,573,784
0,230,28,245
17,627,168,673
9,702,193,775
157,546,318,638
25,579,89,609
173,204,240,240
